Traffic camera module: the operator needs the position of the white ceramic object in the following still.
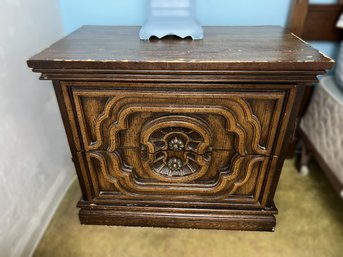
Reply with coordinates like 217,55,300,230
139,0,203,40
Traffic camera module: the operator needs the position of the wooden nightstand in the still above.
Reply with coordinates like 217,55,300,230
27,26,333,231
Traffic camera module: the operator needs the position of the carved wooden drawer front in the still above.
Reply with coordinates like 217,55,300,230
71,87,285,205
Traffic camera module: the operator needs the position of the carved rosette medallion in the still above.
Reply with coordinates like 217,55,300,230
168,137,185,151
140,115,213,182
167,157,183,173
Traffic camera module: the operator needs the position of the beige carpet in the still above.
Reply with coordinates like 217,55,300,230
34,160,343,257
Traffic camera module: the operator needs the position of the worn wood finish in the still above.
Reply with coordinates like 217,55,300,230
28,26,333,231
27,26,332,71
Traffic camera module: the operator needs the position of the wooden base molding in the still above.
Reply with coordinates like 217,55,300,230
79,205,277,231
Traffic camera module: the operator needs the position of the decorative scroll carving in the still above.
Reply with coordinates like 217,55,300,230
104,102,265,155
71,90,283,198
88,151,267,198
72,91,281,156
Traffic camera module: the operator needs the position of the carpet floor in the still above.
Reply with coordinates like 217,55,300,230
33,160,343,257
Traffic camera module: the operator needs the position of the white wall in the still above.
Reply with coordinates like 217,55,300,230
0,1,75,256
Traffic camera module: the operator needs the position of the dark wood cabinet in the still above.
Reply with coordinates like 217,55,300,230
28,26,333,231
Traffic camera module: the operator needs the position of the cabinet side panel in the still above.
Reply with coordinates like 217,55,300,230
261,85,305,207
53,81,92,201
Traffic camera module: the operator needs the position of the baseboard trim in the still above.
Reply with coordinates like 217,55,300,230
22,173,76,257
